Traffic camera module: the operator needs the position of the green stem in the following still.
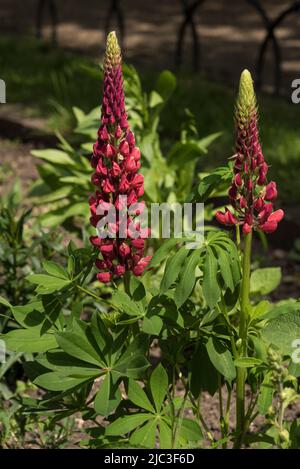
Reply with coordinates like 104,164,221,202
235,231,252,448
218,374,227,448
172,389,188,449
218,298,238,359
123,271,131,296
218,374,224,423
188,393,214,443
225,385,232,431
76,284,117,310
235,224,241,254
278,383,285,431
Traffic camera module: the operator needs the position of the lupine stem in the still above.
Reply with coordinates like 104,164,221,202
235,230,252,448
235,223,240,247
123,270,131,296
76,284,117,310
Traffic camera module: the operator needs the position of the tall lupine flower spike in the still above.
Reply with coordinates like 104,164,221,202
89,32,151,283
216,69,284,234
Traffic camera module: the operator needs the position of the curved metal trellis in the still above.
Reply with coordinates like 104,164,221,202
247,0,300,94
175,0,206,72
36,0,58,43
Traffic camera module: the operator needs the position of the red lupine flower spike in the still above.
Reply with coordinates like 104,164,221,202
89,32,151,283
216,70,284,234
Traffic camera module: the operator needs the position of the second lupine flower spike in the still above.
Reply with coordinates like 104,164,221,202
89,32,151,283
216,69,284,234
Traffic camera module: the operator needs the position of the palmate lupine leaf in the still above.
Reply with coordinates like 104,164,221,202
105,364,170,448
158,231,240,310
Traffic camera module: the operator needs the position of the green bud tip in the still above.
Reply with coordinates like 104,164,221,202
105,31,121,67
235,69,257,123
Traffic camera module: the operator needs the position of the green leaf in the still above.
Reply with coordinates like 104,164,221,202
2,328,57,353
130,277,146,303
167,142,204,164
36,350,101,378
179,419,203,441
206,337,236,381
250,301,271,320
155,70,177,102
12,301,44,328
216,247,234,292
150,364,168,412
200,309,220,327
127,379,155,413
159,420,172,449
197,133,222,152
250,268,281,296
257,373,273,414
149,91,164,108
94,374,121,416
35,186,74,204
113,353,149,380
202,247,221,308
42,261,68,279
67,255,75,278
39,203,89,228
31,149,76,166
34,372,88,391
262,300,299,321
251,335,268,362
27,274,71,294
174,250,200,308
55,329,104,367
234,357,264,368
112,334,149,379
197,166,231,200
160,248,189,294
150,238,181,268
0,296,12,309
41,295,64,331
261,307,300,357
129,418,157,448
106,414,150,436
112,290,144,317
189,345,218,397
198,173,222,200
288,361,300,378
142,316,163,336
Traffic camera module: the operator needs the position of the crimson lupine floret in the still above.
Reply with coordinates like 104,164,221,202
216,69,284,235
89,32,151,283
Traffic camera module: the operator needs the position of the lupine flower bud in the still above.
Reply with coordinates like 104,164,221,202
97,272,112,283
89,32,151,283
216,70,284,234
264,181,278,201
132,256,152,276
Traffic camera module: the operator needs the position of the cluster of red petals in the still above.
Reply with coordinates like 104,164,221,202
216,93,284,235
89,34,151,283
